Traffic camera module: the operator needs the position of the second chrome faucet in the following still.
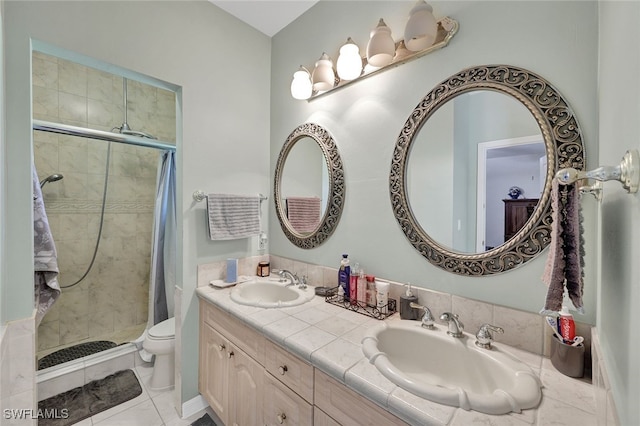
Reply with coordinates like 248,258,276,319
439,312,464,337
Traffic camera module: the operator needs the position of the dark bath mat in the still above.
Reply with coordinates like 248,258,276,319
38,340,117,370
38,369,142,426
191,412,218,426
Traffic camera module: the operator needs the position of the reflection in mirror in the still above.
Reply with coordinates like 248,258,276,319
390,65,585,276
280,136,329,234
408,90,545,253
275,123,345,249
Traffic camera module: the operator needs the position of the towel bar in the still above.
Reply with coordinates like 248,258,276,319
192,190,268,202
556,149,639,195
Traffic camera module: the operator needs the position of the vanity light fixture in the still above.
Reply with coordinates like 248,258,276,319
404,0,438,51
366,19,396,68
336,38,363,81
291,66,313,100
290,2,458,101
311,52,335,92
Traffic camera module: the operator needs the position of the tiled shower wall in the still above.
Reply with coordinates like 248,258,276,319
32,52,176,355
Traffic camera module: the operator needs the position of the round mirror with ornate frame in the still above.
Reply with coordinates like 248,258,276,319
390,65,585,276
275,123,345,249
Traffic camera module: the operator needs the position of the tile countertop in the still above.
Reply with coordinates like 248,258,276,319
195,285,597,426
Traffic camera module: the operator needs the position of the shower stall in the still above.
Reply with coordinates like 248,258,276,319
32,51,177,367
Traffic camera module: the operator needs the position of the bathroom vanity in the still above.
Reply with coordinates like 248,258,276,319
199,298,407,425
196,283,595,425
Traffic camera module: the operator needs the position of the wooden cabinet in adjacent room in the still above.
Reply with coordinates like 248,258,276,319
503,198,538,242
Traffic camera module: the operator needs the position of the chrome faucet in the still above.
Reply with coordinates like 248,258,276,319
439,312,464,337
277,269,299,287
409,302,435,329
298,275,308,290
475,323,504,349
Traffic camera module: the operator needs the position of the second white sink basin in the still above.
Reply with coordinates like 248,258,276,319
230,278,314,308
362,320,542,415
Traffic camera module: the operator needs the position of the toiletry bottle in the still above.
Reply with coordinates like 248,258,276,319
376,280,390,315
400,283,419,320
558,305,576,342
338,254,350,301
349,263,359,305
357,268,367,304
365,275,377,307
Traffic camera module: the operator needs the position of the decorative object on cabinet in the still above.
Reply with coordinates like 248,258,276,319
274,123,345,249
389,64,585,276
508,186,524,199
289,2,458,101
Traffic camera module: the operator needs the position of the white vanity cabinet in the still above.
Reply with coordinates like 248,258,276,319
199,301,265,426
199,298,408,426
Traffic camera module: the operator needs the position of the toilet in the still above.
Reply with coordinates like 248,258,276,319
142,317,176,390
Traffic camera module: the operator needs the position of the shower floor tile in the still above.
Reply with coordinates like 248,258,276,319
38,323,146,361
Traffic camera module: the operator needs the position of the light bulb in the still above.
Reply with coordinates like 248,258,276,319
336,38,363,81
366,18,396,68
290,66,312,100
404,1,438,52
311,53,335,92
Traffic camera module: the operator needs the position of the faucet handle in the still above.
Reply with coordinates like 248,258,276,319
475,323,504,349
409,302,435,329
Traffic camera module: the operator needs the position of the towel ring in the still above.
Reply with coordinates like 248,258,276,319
556,149,639,194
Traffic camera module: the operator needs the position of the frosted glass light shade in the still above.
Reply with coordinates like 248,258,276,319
311,52,335,92
366,19,396,68
290,67,312,100
404,1,438,52
336,38,363,81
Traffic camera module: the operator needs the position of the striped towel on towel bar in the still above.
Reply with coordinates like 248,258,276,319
207,194,261,240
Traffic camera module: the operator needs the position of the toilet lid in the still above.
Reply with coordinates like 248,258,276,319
149,317,175,339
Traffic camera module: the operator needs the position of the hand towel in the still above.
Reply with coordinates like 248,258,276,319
541,179,584,315
207,193,261,240
286,196,321,233
33,168,61,326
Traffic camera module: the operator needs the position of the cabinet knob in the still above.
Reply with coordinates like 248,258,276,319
227,350,234,359
276,413,287,424
278,365,288,375
217,344,225,351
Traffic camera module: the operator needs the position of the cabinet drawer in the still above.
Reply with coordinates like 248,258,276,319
200,300,265,364
264,339,314,403
314,369,409,426
263,372,313,426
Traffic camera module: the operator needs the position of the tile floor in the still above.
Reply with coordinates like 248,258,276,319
68,363,214,426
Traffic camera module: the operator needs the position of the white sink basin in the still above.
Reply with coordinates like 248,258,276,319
362,320,542,415
230,278,315,308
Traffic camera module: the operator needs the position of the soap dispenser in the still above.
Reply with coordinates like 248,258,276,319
399,283,419,320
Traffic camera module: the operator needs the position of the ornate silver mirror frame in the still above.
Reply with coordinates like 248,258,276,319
390,65,585,276
275,123,345,249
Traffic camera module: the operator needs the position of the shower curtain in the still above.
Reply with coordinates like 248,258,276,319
149,150,177,325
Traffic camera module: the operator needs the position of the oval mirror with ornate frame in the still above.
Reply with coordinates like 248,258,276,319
275,123,345,249
390,65,585,276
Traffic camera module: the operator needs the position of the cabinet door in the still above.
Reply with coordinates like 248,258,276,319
228,344,264,426
199,323,229,426
263,372,313,426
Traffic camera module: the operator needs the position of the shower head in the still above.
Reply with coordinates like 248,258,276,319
40,173,64,188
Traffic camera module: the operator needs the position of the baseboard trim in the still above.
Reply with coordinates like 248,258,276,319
181,394,209,419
